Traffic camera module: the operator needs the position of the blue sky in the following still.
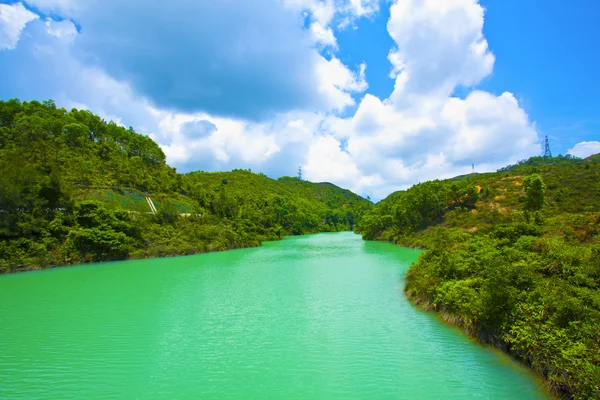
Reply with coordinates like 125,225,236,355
0,0,598,199
336,4,395,102
478,0,600,155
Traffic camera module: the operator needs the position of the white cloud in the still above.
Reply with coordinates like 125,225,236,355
0,17,165,133
0,2,38,50
310,22,338,48
22,0,79,15
156,110,324,177
310,88,539,199
387,0,495,106
17,0,372,119
284,0,348,26
567,141,600,159
440,91,539,164
285,0,379,46
307,0,336,25
5,0,371,120
304,135,362,182
299,0,539,198
345,0,380,18
316,57,368,111
45,18,77,42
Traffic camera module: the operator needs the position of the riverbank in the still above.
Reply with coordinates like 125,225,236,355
398,225,599,400
3,223,354,274
404,288,559,399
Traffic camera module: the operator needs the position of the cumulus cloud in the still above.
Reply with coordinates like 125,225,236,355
44,18,77,41
66,0,328,119
285,0,379,47
180,120,218,140
316,57,368,111
311,89,539,199
440,91,539,164
22,0,80,14
156,110,322,177
310,22,338,48
14,0,368,120
3,0,368,115
300,0,539,198
0,2,38,50
387,0,495,106
567,141,600,159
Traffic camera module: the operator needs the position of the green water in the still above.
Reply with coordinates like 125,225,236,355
0,232,547,399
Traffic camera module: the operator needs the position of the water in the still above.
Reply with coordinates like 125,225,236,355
0,232,548,399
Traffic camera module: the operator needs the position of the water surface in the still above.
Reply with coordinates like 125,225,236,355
0,232,547,399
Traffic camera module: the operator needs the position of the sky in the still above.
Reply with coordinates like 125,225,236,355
1,0,599,200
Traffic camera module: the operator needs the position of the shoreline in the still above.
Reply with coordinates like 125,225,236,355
1,229,356,275
405,288,563,400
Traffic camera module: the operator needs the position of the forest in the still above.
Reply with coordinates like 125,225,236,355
0,99,372,272
356,155,600,399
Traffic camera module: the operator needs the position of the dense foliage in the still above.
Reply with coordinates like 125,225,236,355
184,171,371,235
0,99,371,272
357,157,600,399
357,179,480,241
498,155,586,173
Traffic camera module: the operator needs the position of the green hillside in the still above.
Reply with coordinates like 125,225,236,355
0,99,371,272
356,156,600,399
185,171,370,234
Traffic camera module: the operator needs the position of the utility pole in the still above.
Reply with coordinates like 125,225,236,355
543,135,552,158
298,166,303,181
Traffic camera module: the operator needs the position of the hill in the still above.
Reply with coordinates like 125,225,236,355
0,99,371,272
356,156,600,399
497,154,586,173
586,153,600,163
184,171,370,235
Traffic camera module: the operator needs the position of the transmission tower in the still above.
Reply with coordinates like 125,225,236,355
543,135,552,158
298,166,303,181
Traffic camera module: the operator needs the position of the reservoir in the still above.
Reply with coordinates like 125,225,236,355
0,232,547,399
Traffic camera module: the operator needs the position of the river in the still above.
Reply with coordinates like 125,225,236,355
0,232,547,399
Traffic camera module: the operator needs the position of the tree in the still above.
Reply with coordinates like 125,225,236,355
523,174,546,223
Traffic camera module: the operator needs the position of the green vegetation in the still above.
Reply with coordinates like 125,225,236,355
498,154,586,173
0,99,371,272
356,156,600,399
185,171,370,235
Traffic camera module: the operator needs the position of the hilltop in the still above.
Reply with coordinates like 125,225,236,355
0,99,371,272
586,153,600,163
356,156,600,399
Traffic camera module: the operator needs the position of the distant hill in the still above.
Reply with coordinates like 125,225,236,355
0,99,371,272
497,155,586,173
184,170,371,235
586,153,600,163
356,157,600,399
